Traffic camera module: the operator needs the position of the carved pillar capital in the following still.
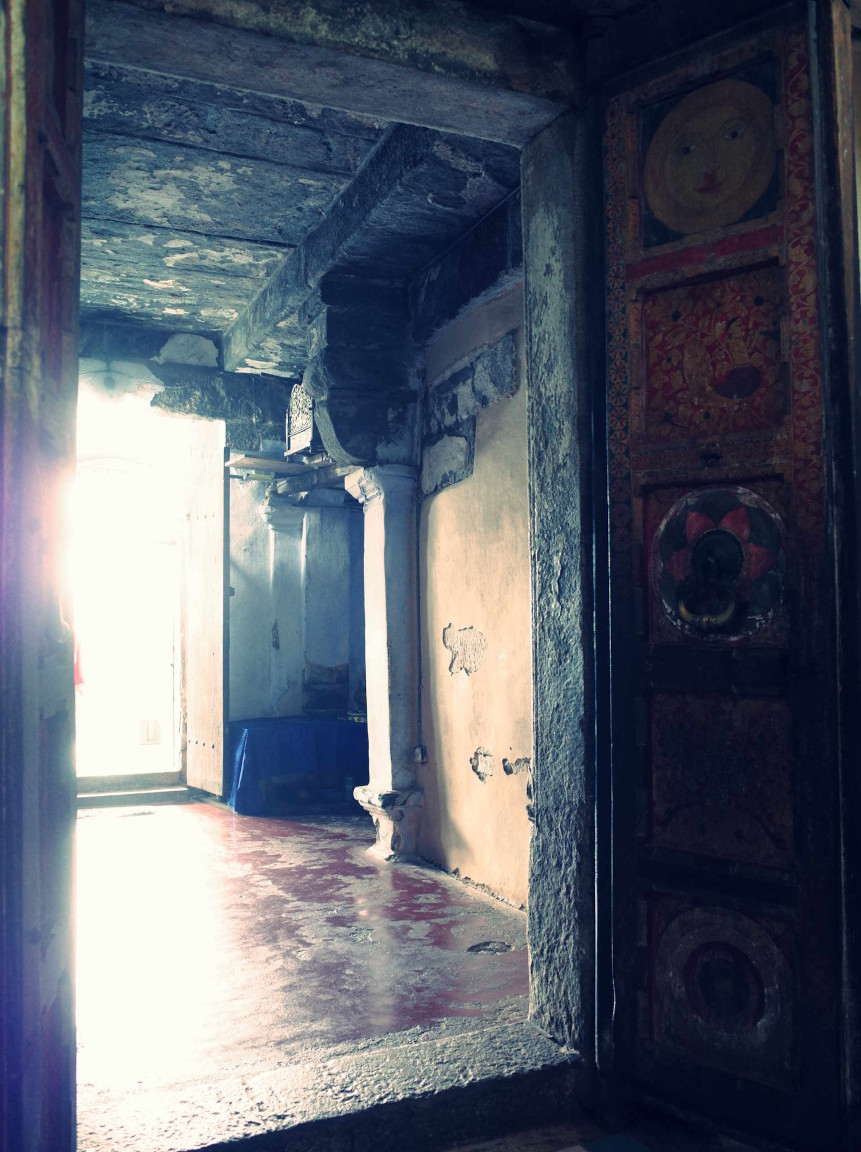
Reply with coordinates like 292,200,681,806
345,465,416,509
353,785,424,862
259,499,305,536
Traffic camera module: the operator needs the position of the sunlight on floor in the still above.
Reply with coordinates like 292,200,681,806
75,805,225,1088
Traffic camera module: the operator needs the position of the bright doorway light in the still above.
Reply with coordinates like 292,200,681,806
72,388,193,777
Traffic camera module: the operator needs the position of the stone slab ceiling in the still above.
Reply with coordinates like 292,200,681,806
80,59,389,339
79,0,577,376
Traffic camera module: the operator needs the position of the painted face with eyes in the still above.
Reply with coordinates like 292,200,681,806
644,78,776,236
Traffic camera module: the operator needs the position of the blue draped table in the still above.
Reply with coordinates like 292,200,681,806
228,716,368,815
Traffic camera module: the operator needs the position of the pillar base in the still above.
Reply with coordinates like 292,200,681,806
354,784,424,861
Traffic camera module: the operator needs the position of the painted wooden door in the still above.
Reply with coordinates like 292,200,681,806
0,0,83,1149
185,420,229,795
604,16,844,1150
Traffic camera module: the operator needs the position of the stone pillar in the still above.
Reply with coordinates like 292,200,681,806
522,109,596,1054
259,500,304,717
345,465,422,860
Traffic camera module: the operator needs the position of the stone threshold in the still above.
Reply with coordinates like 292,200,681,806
77,1019,588,1152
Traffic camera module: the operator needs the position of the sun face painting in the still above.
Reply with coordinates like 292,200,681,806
644,78,776,236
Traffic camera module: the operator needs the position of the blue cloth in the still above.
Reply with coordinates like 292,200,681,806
228,716,368,815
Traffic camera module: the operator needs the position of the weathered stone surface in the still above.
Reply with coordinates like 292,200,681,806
117,0,581,102
411,191,523,344
223,125,518,376
84,60,386,173
82,133,343,246
150,366,295,450
85,0,576,144
442,624,488,677
80,219,286,333
78,1018,584,1152
421,425,475,497
523,109,596,1055
305,361,418,468
425,331,518,437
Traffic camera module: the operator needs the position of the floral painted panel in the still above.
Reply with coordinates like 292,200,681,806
642,267,785,445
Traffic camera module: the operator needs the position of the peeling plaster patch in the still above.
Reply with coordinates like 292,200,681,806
502,757,531,777
470,748,494,782
143,278,190,291
201,307,240,322
154,333,219,367
443,623,487,676
163,252,199,266
421,427,474,496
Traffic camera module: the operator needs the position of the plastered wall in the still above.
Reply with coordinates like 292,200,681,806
418,287,532,907
228,478,273,721
229,483,365,722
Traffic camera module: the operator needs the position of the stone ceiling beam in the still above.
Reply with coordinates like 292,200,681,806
222,125,426,373
85,0,578,146
222,125,519,374
83,61,386,175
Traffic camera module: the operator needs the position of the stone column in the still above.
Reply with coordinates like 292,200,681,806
259,500,305,717
345,465,422,860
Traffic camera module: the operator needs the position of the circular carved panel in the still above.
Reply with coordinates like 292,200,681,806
653,906,792,1083
644,78,776,235
652,486,786,642
683,942,765,1033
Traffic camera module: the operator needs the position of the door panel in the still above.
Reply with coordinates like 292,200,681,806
0,1,83,1149
185,421,228,796
604,20,841,1149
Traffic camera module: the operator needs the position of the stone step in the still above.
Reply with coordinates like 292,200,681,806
76,786,190,809
76,1020,590,1152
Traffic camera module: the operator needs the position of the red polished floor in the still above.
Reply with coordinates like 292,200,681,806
76,802,529,1101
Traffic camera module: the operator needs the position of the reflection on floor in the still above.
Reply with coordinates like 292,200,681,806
76,801,544,1152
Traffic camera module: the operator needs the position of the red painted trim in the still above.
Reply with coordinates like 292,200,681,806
626,224,783,282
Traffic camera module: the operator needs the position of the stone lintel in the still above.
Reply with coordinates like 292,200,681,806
85,0,577,144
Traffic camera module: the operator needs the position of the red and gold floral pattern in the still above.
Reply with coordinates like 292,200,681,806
642,268,785,444
604,25,825,604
